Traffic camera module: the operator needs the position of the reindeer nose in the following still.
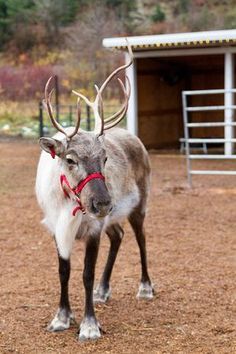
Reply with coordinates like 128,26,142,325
91,197,112,217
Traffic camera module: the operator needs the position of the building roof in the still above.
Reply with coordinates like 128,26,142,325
103,29,236,51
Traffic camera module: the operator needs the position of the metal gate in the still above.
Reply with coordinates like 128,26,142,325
182,88,236,186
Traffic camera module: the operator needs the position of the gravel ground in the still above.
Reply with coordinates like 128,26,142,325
0,139,235,354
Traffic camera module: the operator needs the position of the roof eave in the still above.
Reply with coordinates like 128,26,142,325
103,29,236,52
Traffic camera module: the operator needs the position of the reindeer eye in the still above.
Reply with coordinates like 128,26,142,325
104,157,108,164
66,158,76,165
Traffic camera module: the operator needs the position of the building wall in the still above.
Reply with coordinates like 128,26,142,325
137,54,226,149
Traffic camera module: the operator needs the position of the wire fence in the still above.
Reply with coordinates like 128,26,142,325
0,100,124,138
39,101,126,137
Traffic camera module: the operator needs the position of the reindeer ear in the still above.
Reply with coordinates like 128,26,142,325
39,137,65,158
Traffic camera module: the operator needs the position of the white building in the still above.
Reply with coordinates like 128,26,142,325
103,29,236,153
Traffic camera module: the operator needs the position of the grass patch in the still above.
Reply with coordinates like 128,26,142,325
0,99,126,138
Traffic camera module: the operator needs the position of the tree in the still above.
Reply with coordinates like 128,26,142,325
151,4,166,23
0,0,35,50
64,2,126,98
33,0,79,47
105,0,136,23
0,0,80,53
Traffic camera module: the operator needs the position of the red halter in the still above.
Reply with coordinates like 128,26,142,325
60,173,105,216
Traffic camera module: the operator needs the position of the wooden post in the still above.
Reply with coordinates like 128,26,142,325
126,53,138,136
86,105,91,131
69,105,72,125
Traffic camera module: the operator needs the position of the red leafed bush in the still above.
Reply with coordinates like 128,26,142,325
0,65,57,101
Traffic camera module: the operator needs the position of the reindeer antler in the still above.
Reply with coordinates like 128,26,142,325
45,41,133,138
73,39,133,136
103,75,131,130
98,41,133,96
44,76,81,140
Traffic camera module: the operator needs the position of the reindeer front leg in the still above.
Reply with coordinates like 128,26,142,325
47,254,75,331
79,236,101,341
48,208,82,332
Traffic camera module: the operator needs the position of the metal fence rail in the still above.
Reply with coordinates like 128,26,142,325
39,101,123,137
39,102,92,137
182,88,236,186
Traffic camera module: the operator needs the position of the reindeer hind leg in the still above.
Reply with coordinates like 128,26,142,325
94,223,124,303
128,204,154,300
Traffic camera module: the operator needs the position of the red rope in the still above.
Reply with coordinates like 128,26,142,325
74,173,105,195
60,173,105,216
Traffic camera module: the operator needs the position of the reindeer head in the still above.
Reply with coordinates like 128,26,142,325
39,42,133,218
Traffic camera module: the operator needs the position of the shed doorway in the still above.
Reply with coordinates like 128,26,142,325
137,54,225,150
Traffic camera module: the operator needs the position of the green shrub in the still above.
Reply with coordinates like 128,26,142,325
151,4,166,23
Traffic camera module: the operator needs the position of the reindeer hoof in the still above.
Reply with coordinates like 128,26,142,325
78,317,101,341
136,282,154,300
47,308,75,332
93,285,111,303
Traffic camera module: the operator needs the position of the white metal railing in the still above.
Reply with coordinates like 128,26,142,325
182,88,236,186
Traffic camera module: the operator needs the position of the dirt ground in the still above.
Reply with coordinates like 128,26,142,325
0,138,235,354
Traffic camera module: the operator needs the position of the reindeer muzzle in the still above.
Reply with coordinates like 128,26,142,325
60,173,106,216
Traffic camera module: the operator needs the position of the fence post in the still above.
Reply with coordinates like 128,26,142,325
182,92,192,187
39,101,44,137
69,105,73,125
224,51,234,155
86,105,91,131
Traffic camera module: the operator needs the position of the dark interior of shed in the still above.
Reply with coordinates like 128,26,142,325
137,54,234,150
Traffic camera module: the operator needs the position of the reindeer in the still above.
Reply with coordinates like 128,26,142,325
35,44,154,341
